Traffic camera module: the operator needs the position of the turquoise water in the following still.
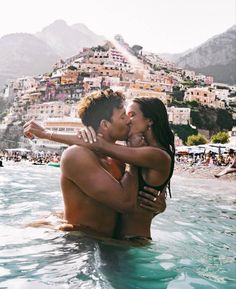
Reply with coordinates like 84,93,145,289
0,162,235,289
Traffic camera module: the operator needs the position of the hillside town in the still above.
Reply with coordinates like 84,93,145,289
0,37,235,152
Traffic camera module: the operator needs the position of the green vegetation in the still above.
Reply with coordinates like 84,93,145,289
171,124,198,144
216,109,233,131
131,45,143,56
171,87,185,102
186,134,208,146
189,105,233,134
211,131,229,144
181,80,197,88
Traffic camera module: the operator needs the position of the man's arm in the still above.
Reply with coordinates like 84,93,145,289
23,120,83,146
61,146,138,213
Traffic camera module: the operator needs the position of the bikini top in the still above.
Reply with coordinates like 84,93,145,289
138,149,175,195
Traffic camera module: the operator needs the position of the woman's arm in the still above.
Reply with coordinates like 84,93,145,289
78,126,171,171
91,136,170,171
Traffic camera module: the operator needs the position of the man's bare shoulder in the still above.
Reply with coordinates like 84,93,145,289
61,145,97,165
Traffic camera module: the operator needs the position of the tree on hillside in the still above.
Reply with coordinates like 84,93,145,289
186,134,208,146
131,45,143,56
216,109,233,131
171,124,197,144
211,131,229,144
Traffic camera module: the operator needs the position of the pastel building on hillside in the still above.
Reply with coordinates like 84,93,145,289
167,106,191,125
23,101,77,121
184,87,225,108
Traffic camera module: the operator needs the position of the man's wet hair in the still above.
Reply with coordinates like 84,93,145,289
78,89,125,131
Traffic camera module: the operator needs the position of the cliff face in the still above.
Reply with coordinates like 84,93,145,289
176,26,236,84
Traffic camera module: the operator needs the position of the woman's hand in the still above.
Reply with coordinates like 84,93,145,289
77,126,104,151
138,187,166,215
77,126,97,143
127,133,147,147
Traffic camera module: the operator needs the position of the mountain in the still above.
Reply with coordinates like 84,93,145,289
0,33,59,88
0,20,106,89
36,19,106,58
158,49,192,63
175,26,236,85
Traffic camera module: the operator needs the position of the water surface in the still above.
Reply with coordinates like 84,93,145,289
0,162,235,288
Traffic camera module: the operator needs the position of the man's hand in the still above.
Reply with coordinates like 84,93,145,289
138,186,166,215
23,120,50,140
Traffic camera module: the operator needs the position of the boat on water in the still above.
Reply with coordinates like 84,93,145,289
48,162,60,167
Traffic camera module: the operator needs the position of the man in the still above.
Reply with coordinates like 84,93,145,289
24,90,166,239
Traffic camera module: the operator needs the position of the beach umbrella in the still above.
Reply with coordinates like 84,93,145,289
209,143,227,154
226,143,236,151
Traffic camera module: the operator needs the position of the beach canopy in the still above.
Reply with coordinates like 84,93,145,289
176,144,230,155
5,148,31,153
226,143,236,150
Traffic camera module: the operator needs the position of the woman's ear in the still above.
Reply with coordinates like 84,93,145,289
148,119,153,126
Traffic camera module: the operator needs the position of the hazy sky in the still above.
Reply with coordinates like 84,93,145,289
0,0,235,53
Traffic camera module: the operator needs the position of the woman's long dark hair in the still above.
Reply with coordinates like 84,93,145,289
133,97,175,197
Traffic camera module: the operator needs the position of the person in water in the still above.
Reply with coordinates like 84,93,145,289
75,96,175,241
24,89,173,243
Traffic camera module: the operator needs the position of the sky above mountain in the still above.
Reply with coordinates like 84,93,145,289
0,0,235,53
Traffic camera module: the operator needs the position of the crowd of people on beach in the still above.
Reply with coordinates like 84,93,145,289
1,147,235,174
0,150,61,166
175,148,236,178
176,149,235,167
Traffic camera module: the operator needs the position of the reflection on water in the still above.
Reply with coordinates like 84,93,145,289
0,162,235,289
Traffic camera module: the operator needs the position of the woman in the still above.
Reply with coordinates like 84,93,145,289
77,97,175,242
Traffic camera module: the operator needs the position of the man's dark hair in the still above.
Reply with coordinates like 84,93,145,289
78,89,125,131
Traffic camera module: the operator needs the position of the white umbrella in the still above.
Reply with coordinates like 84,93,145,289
208,143,227,154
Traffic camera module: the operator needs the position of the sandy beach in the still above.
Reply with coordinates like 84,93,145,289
174,162,236,181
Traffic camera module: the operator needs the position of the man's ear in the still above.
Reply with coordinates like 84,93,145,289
100,119,110,130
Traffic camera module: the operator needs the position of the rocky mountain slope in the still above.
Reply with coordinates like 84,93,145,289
175,25,236,84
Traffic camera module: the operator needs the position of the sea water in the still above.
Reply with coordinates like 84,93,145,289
0,162,235,289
